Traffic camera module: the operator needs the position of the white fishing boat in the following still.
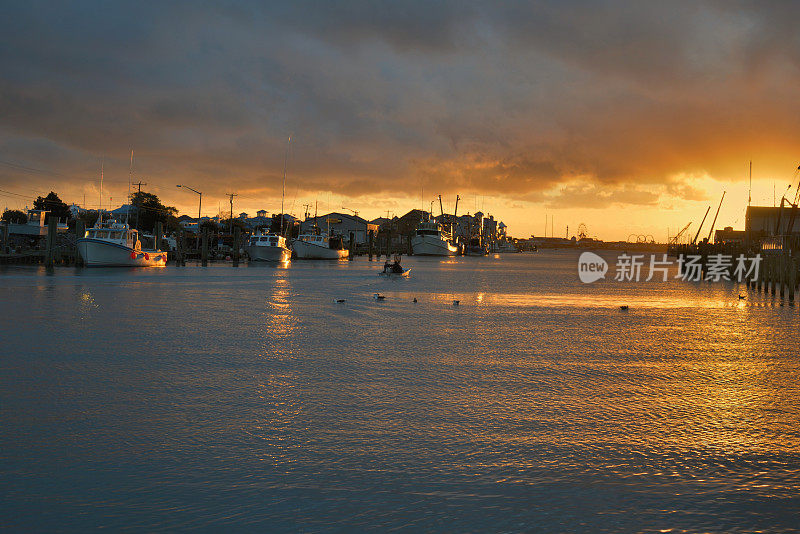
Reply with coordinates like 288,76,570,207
292,233,348,259
245,230,290,262
77,221,166,267
411,221,458,256
495,241,519,253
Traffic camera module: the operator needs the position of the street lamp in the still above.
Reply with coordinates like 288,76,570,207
177,184,202,249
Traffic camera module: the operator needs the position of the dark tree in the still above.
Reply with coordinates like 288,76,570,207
32,191,71,222
2,209,27,224
221,218,248,234
198,219,219,233
130,191,178,232
78,210,100,228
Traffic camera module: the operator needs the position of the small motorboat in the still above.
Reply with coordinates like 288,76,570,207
379,254,411,276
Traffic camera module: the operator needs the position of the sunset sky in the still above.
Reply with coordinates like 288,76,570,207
2,1,800,240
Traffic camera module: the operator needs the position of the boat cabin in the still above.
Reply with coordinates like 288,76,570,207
248,233,285,247
85,224,141,250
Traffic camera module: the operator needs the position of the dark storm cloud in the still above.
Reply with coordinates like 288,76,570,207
2,1,800,210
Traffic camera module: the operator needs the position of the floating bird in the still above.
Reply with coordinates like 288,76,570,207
334,298,346,303
373,293,386,300
453,300,460,306
412,298,417,303
619,305,629,310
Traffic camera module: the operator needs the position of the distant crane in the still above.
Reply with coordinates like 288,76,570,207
706,191,726,242
692,206,711,244
777,165,800,235
669,222,692,245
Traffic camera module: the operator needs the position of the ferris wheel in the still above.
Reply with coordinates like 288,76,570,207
577,223,588,240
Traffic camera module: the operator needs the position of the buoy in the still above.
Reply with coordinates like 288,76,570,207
144,253,150,261
453,300,460,306
130,251,136,260
738,295,746,300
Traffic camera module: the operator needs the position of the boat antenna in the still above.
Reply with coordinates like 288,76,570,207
99,157,104,226
127,149,133,225
281,135,290,236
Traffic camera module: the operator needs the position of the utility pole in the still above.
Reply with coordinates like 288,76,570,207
132,181,146,229
226,193,237,234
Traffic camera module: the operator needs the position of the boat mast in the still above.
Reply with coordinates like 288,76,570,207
99,157,104,226
281,136,290,236
127,150,133,225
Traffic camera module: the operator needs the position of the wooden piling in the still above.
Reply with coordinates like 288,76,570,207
368,230,374,261
1,223,9,254
348,231,355,260
75,220,85,266
201,228,209,266
45,216,57,268
233,226,241,267
155,221,163,252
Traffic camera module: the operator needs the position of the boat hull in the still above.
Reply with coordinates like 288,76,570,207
293,240,349,259
77,239,166,267
411,236,458,256
245,245,291,262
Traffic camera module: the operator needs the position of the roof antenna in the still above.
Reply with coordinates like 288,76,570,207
127,149,133,225
748,160,751,207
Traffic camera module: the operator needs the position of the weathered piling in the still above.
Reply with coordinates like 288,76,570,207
348,231,355,260
75,220,85,266
1,223,9,254
44,217,57,267
233,226,241,267
368,230,374,261
201,228,209,266
155,221,163,252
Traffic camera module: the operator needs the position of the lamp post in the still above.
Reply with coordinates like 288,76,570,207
177,184,202,249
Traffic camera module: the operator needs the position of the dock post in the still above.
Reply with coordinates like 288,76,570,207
233,226,241,267
201,228,209,266
387,229,392,256
1,223,9,254
177,230,185,266
175,230,182,266
155,221,163,252
766,257,772,296
75,220,85,266
368,230,374,261
45,216,57,268
789,256,796,303
348,231,354,260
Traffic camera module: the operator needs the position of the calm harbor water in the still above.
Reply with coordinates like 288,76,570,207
2,250,799,532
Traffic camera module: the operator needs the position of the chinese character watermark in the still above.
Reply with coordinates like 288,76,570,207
579,253,761,284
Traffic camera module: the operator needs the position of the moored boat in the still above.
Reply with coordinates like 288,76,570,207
77,221,166,267
245,231,291,262
292,233,349,259
411,221,458,256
